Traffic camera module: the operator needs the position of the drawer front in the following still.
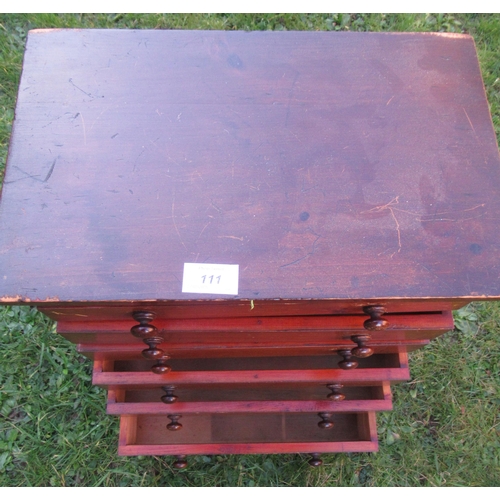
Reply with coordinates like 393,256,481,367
118,411,378,456
106,382,393,415
38,299,466,322
79,339,428,360
92,352,410,389
56,311,453,346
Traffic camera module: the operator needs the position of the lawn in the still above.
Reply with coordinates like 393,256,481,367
0,13,499,486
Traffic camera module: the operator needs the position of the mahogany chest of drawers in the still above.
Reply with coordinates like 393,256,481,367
1,29,499,469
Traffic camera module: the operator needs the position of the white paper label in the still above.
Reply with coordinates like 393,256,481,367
182,263,239,295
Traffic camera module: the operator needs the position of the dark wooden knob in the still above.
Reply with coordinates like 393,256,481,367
338,349,358,370
173,455,188,469
318,412,334,429
167,414,182,431
142,338,164,360
131,311,157,338
161,386,178,404
131,311,167,365
152,355,171,374
351,334,374,358
326,383,345,401
308,453,323,467
363,305,388,331
132,311,156,323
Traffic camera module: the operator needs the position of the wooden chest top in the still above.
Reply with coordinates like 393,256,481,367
1,29,500,303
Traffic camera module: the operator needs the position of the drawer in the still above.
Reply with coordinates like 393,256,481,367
92,352,410,389
39,299,467,321
117,411,378,456
106,381,393,415
78,339,429,360
57,311,453,347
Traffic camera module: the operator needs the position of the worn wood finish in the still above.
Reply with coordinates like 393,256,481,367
2,30,498,465
38,299,468,321
117,412,378,456
2,30,500,304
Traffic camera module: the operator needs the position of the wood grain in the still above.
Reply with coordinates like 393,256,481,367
1,31,499,304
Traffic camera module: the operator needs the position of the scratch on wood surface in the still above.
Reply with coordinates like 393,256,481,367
393,203,486,218
280,234,321,268
389,208,401,257
218,235,244,241
386,95,395,106
210,202,222,213
69,78,103,100
171,194,188,252
365,196,402,256
79,113,87,146
197,220,211,240
463,107,478,140
89,106,111,131
284,71,299,127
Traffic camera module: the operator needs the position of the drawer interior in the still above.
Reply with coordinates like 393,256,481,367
118,384,387,403
113,353,403,372
118,411,378,456
135,413,365,444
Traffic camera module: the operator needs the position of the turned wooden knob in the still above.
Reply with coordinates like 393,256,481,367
327,383,345,401
142,339,164,360
338,349,358,370
131,311,158,338
161,386,178,404
308,453,323,467
173,455,188,469
167,414,182,431
152,355,171,374
318,412,334,429
363,305,388,331
351,334,374,358
131,311,167,364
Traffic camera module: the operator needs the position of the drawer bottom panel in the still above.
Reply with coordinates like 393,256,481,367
118,412,378,456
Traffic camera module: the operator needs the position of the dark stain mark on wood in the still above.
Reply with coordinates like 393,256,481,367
6,159,57,184
43,158,57,182
469,243,482,255
227,54,243,69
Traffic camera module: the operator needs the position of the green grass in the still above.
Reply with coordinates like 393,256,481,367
0,13,500,486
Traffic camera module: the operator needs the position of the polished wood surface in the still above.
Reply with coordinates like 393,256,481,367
1,30,500,304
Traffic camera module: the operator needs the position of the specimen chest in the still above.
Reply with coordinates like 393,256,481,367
1,29,499,468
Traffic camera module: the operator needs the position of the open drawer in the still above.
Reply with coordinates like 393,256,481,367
106,381,393,415
93,352,410,389
118,411,379,456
